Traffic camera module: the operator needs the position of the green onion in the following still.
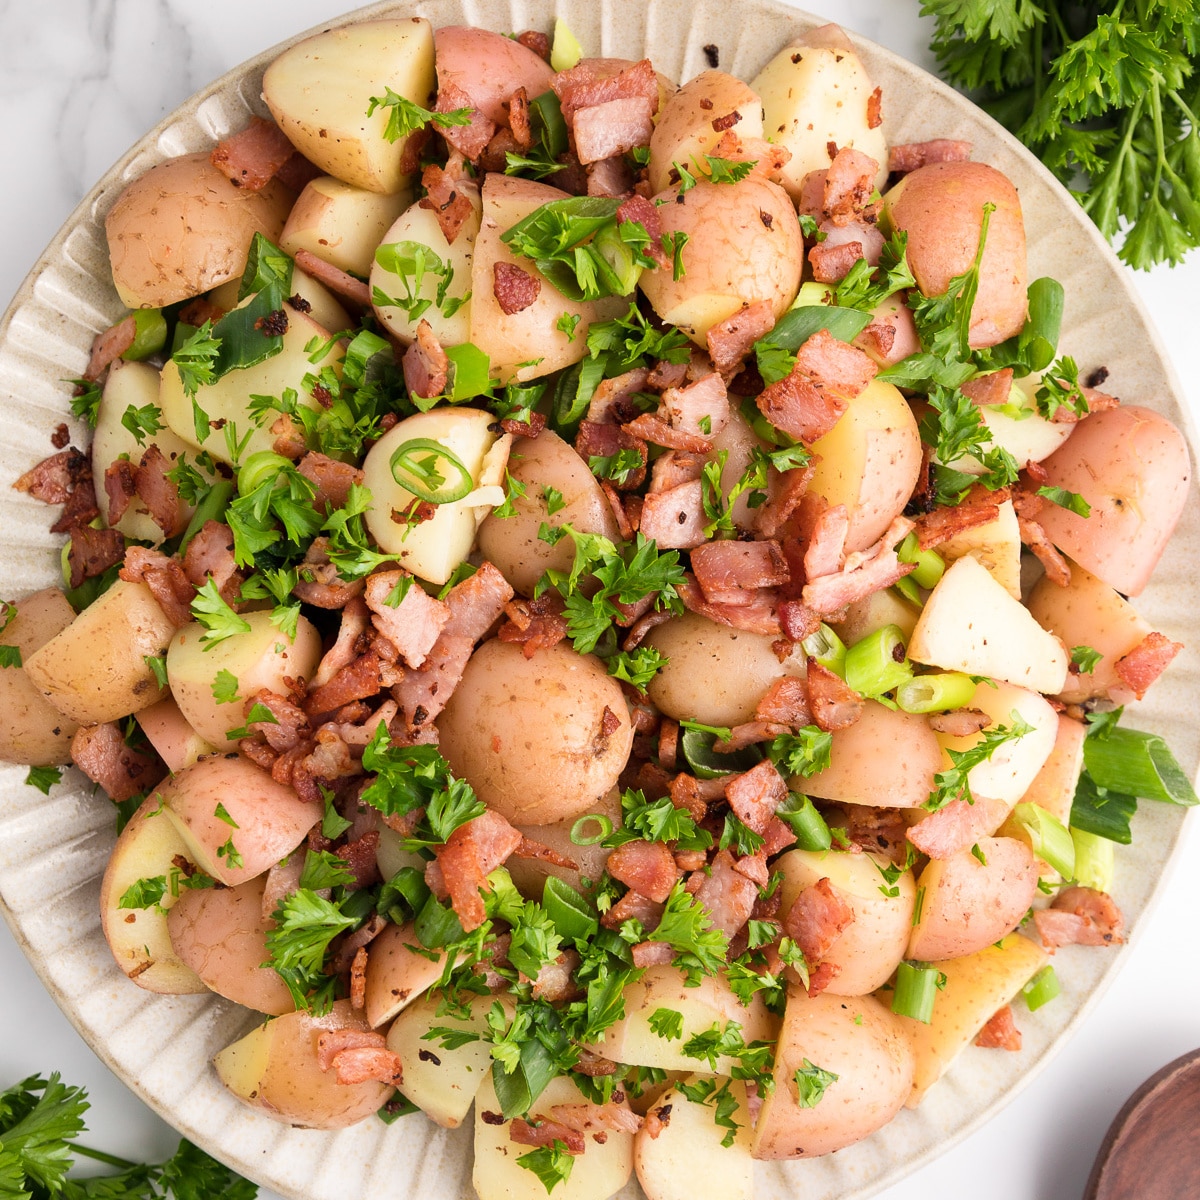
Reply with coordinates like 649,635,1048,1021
531,91,568,159
892,577,923,606
775,792,832,852
678,727,762,779
895,672,978,714
801,623,847,676
177,480,234,555
550,17,582,71
592,224,643,296
896,533,946,590
389,438,475,504
1070,826,1115,893
543,877,599,942
845,625,913,698
444,343,492,403
1083,727,1199,807
122,308,168,361
1011,802,1075,879
570,815,612,845
236,450,294,496
1022,964,1060,1012
891,961,940,1024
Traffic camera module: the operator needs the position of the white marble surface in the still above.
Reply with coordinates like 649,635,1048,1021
0,2,1197,1197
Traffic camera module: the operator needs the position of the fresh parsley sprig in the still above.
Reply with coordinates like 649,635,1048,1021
365,88,473,143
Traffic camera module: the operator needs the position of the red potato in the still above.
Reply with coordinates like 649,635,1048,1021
166,874,295,1015
135,697,214,772
433,26,555,125
882,161,1027,348
363,920,450,1028
1035,405,1191,597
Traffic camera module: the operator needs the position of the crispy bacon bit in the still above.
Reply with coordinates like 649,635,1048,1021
435,81,496,161
691,849,759,938
506,86,534,149
255,309,289,337
724,759,788,835
783,876,855,960
805,960,841,997
927,708,991,737
510,1118,586,1155
802,516,915,614
182,520,243,605
975,1004,1022,1051
271,413,307,459
298,452,364,515
554,58,659,123
638,481,708,550
809,240,864,283
867,86,883,129
574,96,655,164
660,373,729,440
606,840,680,904
706,301,776,377
349,946,368,1010
756,329,877,443
67,525,125,589
807,660,865,731
707,130,791,182
678,574,782,636
493,261,541,314
602,886,665,933
575,420,648,489
622,413,714,454
498,593,570,658
691,540,789,606
134,444,183,536
120,546,195,626
1113,631,1182,700
1018,515,1072,587
617,194,664,256
587,155,635,197
549,1103,642,1136
915,483,1005,550
516,29,551,59
364,571,450,669
1034,886,1125,949
587,367,651,424
418,162,477,244
403,319,450,400
305,652,383,718
103,460,137,525
802,502,850,580
85,317,137,382
888,139,973,175
293,539,364,610
317,1030,404,1086
436,809,524,931
15,449,82,504
755,677,812,728
247,689,311,752
71,722,164,802
777,600,820,643
840,803,910,862
961,369,1014,409
755,465,816,541
292,249,370,309
211,117,296,190
823,147,879,226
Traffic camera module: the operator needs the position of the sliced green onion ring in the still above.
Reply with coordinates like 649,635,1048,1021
891,961,940,1024
122,308,168,361
389,438,475,504
1022,964,1060,1012
802,623,847,677
845,624,913,698
1070,826,1115,892
895,672,978,714
237,450,293,496
1083,726,1200,807
1011,802,1075,879
775,792,832,852
570,814,613,845
897,532,946,590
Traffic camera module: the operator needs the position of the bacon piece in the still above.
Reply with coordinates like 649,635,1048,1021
648,451,704,495
574,420,648,490
349,946,368,1010
606,840,680,903
783,876,855,960
969,1005,1021,1054
714,722,789,756
435,808,523,931
756,329,877,443
506,86,534,149
755,464,816,541
14,449,81,504
707,131,791,183
517,29,552,60
119,546,195,626
574,96,655,164
915,484,1005,551
131,445,183,536
312,602,369,693
617,194,664,255
961,369,1014,409
805,960,841,997
819,218,884,267
706,300,776,377
660,372,729,441
1113,631,1182,700
549,1103,642,1136
292,249,370,309
586,368,650,424
840,803,910,862
435,82,497,161
498,594,570,658
182,520,243,605
1036,886,1125,951
725,759,788,835
317,1030,404,1086
587,155,635,197
492,261,541,315
622,413,714,454
67,526,125,589
364,571,450,669
554,58,659,123
304,727,362,787
678,575,782,636
754,677,811,728
691,540,789,607
601,887,664,931
71,722,164,802
691,849,758,938
806,660,864,731
210,117,296,191
305,652,383,718
1018,516,1072,587
298,453,364,515
867,86,883,129
802,502,850,580
802,516,915,614
809,240,864,284
906,798,999,859
637,481,707,550
510,1118,586,1155
823,147,879,226
403,319,450,401
85,317,136,381
418,162,477,245
246,689,310,752
888,139,973,175
104,459,138,524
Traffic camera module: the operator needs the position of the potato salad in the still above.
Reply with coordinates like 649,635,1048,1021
1,13,1195,1200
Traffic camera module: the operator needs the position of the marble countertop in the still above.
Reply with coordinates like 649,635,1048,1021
0,3,1197,1198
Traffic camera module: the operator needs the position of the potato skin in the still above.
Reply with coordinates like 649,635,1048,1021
437,640,633,825
0,589,80,764
882,161,1027,348
434,26,554,125
105,152,292,308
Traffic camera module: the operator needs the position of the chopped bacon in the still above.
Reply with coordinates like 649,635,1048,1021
841,803,910,862
809,240,864,284
587,367,650,424
305,651,383,718
67,526,125,589
928,708,991,737
756,329,877,443
961,369,1014,409
271,413,308,460
587,155,635,197
649,450,704,494
867,86,883,129
493,261,541,314
418,162,477,245
660,373,729,441
647,358,689,391
805,960,841,997
807,660,865,731
549,1103,642,1136
294,538,365,610
304,727,362,787
1034,886,1125,949
1113,631,1182,700
823,147,879,226
724,759,788,835
783,876,855,960
119,546,195,626
85,317,136,381
888,139,972,175
435,808,523,931
915,484,1005,551
513,836,577,872
755,677,812,727
802,516,915,614
819,217,884,265
575,420,647,490
601,887,664,931
317,1030,404,1086
691,849,759,938
506,86,534,149
691,540,789,607
975,1004,1022,1051
707,130,792,182
517,29,552,60
574,96,655,164
104,459,137,524
15,449,83,505
667,772,709,823
906,798,994,859
706,301,776,377
275,151,323,194
435,81,497,161
71,722,164,802
210,117,297,190
1079,387,1121,417
403,319,450,400
364,571,450,669
1018,516,1072,587
349,946,368,1010
313,603,369,693
444,561,514,642
510,1118,586,1155
553,58,659,123
777,600,821,643
246,689,310,752
182,520,243,605
622,413,714,454
133,445,184,536
637,481,708,550
316,1028,387,1071
617,194,665,255
678,574,782,636
606,840,680,903
498,593,569,658
714,720,791,753
298,453,364,515
293,250,370,309
854,320,896,362
755,464,816,541
802,502,850,580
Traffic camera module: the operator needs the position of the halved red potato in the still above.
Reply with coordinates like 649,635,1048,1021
433,26,555,125
363,921,450,1028
882,162,1028,348
135,698,215,772
1035,405,1191,597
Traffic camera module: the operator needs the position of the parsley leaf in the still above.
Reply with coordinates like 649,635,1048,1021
516,1142,575,1194
1071,645,1104,674
649,881,729,981
190,579,251,649
365,88,473,143
794,1059,839,1107
925,711,1035,810
24,766,62,795
120,402,164,447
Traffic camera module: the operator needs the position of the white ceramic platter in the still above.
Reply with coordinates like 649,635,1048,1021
0,2,1196,1198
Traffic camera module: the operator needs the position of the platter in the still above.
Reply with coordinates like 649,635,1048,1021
0,2,1196,1198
